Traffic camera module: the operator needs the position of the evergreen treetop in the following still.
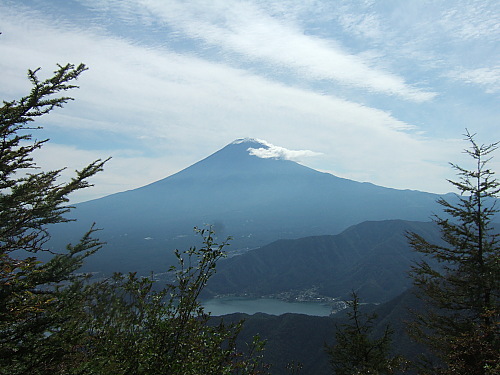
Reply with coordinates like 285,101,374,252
0,63,107,373
408,131,500,375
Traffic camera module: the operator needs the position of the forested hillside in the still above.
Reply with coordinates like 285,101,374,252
214,288,426,375
207,220,444,303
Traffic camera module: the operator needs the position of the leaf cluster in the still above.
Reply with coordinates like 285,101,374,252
68,227,268,374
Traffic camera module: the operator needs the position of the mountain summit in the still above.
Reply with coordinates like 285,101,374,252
51,139,443,274
230,137,266,146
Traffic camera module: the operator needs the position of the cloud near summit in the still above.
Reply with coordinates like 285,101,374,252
247,140,322,162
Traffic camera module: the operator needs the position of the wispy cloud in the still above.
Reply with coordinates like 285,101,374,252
336,8,383,40
439,1,499,41
447,66,500,94
328,0,499,94
0,5,418,141
78,0,436,102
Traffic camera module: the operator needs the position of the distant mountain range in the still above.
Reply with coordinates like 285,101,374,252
50,138,448,274
207,219,443,303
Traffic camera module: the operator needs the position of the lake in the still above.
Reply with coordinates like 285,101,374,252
202,297,332,316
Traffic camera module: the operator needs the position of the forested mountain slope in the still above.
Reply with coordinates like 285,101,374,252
207,220,443,303
213,288,426,375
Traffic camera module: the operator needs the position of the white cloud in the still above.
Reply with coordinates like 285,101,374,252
0,5,419,142
247,139,322,161
326,0,499,91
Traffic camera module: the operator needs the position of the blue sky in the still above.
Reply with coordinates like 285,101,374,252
1,0,498,202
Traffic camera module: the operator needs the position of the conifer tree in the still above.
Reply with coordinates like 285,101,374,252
325,292,405,375
408,131,500,374
0,63,107,374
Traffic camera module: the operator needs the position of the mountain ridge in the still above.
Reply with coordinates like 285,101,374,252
48,138,447,274
206,219,443,303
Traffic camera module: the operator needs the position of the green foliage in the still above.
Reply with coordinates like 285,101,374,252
70,227,268,374
325,292,405,375
0,63,107,374
408,131,500,374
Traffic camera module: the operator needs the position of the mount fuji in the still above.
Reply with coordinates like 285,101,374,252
51,138,445,274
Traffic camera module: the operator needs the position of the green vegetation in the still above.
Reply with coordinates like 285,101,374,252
408,131,500,374
0,63,106,373
0,64,267,374
71,227,268,374
325,292,405,375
